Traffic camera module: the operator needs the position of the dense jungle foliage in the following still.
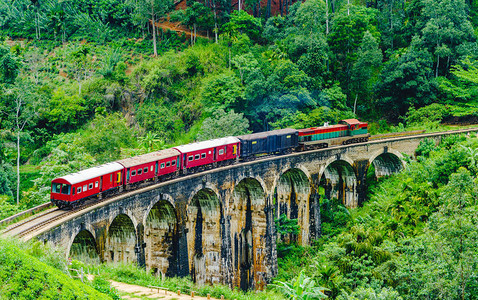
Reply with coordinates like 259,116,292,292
1,0,478,298
0,0,478,209
276,134,478,299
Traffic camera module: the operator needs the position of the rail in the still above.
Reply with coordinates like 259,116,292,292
0,202,54,227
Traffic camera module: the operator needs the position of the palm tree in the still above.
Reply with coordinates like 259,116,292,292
272,270,329,299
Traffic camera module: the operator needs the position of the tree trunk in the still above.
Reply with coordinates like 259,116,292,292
436,54,440,78
326,0,329,35
213,0,218,43
151,5,157,57
16,131,20,205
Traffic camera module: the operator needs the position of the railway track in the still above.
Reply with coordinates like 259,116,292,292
1,196,114,238
2,126,478,239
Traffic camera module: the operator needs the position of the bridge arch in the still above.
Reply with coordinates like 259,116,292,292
105,213,137,264
369,149,405,178
144,199,179,278
68,228,100,264
143,193,176,223
320,159,358,208
186,188,222,285
231,178,268,291
273,167,312,245
233,174,269,199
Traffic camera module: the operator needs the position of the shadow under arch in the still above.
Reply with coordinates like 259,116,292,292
369,152,404,178
231,178,267,291
105,214,136,264
69,229,100,264
274,168,312,245
320,160,358,208
144,200,179,278
186,188,222,285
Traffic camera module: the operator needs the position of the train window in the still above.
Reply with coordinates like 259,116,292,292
83,185,87,192
188,156,193,161
161,163,165,169
172,160,176,166
131,170,136,176
61,184,70,195
52,183,61,193
150,166,154,172
166,161,170,167
138,169,142,175
88,183,93,190
201,153,206,159
195,154,200,160
144,167,148,173
95,181,99,188
77,187,82,194
219,149,224,155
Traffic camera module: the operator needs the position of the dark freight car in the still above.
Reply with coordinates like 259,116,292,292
237,128,298,158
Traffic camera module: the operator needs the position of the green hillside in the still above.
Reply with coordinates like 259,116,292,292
0,238,113,299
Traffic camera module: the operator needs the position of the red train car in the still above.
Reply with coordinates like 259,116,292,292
174,137,241,173
50,162,124,208
117,149,181,187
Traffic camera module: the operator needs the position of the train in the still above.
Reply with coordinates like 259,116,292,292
50,119,369,209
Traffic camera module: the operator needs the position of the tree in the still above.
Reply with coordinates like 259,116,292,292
376,37,437,120
222,10,262,43
328,5,379,100
9,84,37,205
420,0,476,77
350,31,383,113
182,2,213,45
272,270,328,299
67,44,95,95
200,72,246,112
24,49,44,85
0,44,21,85
129,0,173,56
197,109,250,141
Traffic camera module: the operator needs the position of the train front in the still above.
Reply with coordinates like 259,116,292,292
50,178,73,209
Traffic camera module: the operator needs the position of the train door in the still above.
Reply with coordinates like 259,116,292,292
213,148,217,161
116,172,122,186
155,162,158,175
99,177,103,191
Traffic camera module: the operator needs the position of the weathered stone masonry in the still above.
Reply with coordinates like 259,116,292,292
36,131,476,290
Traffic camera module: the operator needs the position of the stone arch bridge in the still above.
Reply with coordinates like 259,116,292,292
33,130,477,290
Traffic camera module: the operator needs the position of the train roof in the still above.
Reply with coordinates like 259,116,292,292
117,148,180,168
52,162,124,185
340,119,364,125
297,124,347,133
237,128,297,140
173,137,240,153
